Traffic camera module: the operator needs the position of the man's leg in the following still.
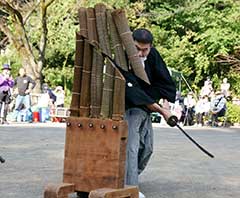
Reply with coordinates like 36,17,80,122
22,95,31,110
138,114,153,175
13,95,23,121
125,108,146,186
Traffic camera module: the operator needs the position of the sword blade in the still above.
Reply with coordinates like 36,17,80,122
176,124,214,158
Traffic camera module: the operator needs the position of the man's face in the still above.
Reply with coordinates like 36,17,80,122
19,68,25,77
2,69,10,76
134,41,151,58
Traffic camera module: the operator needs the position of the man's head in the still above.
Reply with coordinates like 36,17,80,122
19,67,26,77
132,28,153,58
2,63,11,75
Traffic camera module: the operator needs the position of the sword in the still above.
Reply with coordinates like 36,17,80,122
162,110,214,158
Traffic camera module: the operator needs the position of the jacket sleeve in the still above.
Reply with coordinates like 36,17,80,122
145,48,176,103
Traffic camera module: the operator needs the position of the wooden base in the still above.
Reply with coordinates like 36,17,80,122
63,117,128,192
44,183,138,198
44,117,131,198
44,183,75,198
89,186,138,198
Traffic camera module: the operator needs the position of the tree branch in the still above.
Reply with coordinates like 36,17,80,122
45,0,56,9
0,1,23,25
23,2,41,25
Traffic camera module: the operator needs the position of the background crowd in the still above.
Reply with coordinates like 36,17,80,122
0,63,65,124
171,77,235,127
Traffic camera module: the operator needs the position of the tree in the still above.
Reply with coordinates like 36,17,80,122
0,0,56,92
143,0,240,94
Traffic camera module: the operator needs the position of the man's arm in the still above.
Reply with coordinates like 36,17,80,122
25,76,36,94
145,48,176,103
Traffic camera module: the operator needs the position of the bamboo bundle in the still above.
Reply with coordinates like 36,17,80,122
95,4,115,118
71,5,140,120
107,10,126,120
70,32,84,117
111,9,150,84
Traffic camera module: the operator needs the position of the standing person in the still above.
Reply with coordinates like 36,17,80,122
195,95,210,127
183,92,196,126
13,67,36,121
200,77,213,97
53,86,65,107
124,28,176,198
220,78,230,98
0,63,14,124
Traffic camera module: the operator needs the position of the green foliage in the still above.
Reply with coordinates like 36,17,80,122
144,0,240,95
0,45,22,77
226,102,240,124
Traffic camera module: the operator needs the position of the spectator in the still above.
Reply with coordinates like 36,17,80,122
54,86,65,107
42,83,56,105
183,92,196,126
13,67,36,122
195,95,210,126
220,78,230,98
210,91,227,126
200,77,213,97
0,63,14,124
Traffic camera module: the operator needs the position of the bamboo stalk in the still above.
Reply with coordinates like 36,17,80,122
79,41,92,117
86,7,104,118
111,9,150,84
107,9,128,71
70,32,84,117
95,3,115,118
90,48,104,117
86,8,98,42
107,10,127,120
78,7,88,38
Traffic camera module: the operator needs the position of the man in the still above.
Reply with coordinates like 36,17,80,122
0,63,14,124
13,67,36,121
124,29,176,198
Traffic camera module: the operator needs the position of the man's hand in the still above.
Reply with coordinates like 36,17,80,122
146,103,161,112
25,89,31,94
147,102,173,122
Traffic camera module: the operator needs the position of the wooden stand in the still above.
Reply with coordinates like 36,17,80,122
44,117,138,198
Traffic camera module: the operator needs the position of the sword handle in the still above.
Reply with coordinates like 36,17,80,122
156,105,178,127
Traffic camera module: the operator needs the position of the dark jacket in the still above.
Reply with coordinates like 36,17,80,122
124,47,176,112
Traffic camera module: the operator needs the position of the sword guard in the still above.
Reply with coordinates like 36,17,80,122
167,115,178,127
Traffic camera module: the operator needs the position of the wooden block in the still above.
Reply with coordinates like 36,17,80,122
63,117,128,192
44,183,75,198
89,186,139,198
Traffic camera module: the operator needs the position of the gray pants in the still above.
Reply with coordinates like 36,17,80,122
125,108,153,185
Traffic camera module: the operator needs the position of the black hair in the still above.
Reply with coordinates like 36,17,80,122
132,28,153,44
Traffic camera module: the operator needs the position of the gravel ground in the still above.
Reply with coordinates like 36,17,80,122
0,123,240,198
